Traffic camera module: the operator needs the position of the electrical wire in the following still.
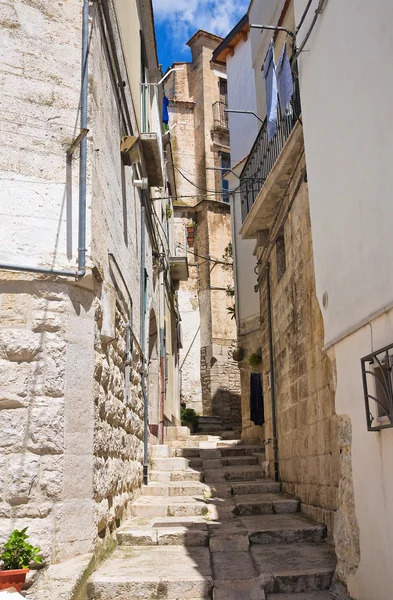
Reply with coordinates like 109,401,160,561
176,243,232,267
170,162,241,196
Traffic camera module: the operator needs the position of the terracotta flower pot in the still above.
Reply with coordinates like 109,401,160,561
0,568,29,593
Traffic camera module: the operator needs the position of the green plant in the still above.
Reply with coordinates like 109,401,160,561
0,528,42,570
180,407,199,427
222,242,233,268
248,348,262,369
165,204,173,219
226,285,235,298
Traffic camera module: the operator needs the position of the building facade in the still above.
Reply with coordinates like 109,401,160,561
0,0,184,565
218,0,358,596
293,0,393,597
165,31,241,430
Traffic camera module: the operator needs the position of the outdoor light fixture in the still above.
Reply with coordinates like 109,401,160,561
224,109,263,124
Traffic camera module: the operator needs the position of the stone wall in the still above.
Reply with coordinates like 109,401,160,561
256,157,340,536
93,291,143,538
0,275,96,564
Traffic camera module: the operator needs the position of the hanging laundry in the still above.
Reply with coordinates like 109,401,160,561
250,373,264,427
264,41,278,140
162,93,170,125
276,42,294,115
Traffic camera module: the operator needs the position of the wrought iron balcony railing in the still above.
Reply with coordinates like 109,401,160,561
240,77,301,222
361,342,393,431
212,101,228,129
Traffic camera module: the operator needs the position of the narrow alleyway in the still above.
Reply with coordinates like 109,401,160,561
87,435,336,599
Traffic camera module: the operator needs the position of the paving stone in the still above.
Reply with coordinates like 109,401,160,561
213,581,266,600
151,457,188,471
251,543,336,594
231,481,282,495
87,546,213,600
234,494,300,516
212,550,257,581
267,594,331,599
242,514,326,545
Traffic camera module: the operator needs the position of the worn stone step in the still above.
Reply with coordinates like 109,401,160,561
150,444,170,458
205,465,265,483
87,546,213,600
131,495,212,519
141,481,209,497
242,513,326,545
117,521,209,547
234,493,300,516
223,456,258,466
267,594,331,600
230,480,282,495
251,543,336,593
151,457,188,471
220,445,264,457
189,458,204,468
149,469,204,483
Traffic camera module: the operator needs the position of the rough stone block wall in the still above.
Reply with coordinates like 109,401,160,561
258,159,340,537
0,275,96,563
93,294,143,538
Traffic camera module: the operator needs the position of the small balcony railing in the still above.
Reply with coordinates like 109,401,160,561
240,77,301,222
212,101,228,129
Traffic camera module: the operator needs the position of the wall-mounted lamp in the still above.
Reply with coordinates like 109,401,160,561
133,176,149,190
224,108,263,125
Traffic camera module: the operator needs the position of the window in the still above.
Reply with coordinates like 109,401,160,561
361,343,393,431
219,78,228,105
220,152,231,203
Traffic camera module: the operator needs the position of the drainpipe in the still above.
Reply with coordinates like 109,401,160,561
140,192,149,485
266,263,279,482
159,269,166,444
0,0,89,280
77,0,89,278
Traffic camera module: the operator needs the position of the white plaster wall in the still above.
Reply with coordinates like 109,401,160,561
333,312,393,600
225,36,259,324
294,0,393,346
226,37,259,165
292,1,393,597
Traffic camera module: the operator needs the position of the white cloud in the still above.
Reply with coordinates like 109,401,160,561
153,0,249,50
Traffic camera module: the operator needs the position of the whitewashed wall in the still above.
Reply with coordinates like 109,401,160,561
294,1,393,598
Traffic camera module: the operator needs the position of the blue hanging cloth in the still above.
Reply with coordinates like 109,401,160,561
162,94,169,125
276,42,294,115
264,41,278,140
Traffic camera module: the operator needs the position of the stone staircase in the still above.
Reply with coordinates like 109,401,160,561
87,435,336,600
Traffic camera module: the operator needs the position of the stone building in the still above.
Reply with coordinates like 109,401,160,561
215,1,358,597
165,31,241,430
0,0,185,566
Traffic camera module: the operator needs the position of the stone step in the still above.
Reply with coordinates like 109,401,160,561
141,481,209,497
87,546,213,600
241,513,326,545
204,465,265,483
267,594,332,600
233,493,300,516
224,456,258,466
117,520,209,547
150,444,170,458
173,445,265,459
251,543,336,594
151,457,188,471
230,480,282,495
198,416,222,424
149,469,204,483
131,495,213,519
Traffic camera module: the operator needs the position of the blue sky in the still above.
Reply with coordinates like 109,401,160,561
152,0,249,72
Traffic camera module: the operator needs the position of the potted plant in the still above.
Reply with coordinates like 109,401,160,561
248,348,262,370
181,406,199,433
0,528,42,593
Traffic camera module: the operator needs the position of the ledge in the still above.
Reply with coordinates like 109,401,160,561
240,121,304,239
140,133,163,187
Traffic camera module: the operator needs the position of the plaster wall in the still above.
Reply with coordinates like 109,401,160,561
293,0,393,596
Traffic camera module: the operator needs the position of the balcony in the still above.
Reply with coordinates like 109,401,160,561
240,79,302,236
212,101,228,130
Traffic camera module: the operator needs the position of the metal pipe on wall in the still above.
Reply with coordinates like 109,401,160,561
266,263,279,482
140,192,149,485
0,0,90,280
